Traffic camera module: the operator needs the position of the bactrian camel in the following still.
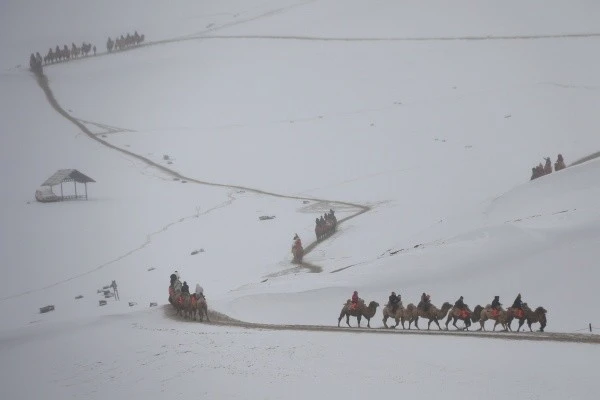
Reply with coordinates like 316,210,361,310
338,299,380,328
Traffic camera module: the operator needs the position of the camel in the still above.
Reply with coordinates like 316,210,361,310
338,299,379,328
185,295,197,320
520,303,547,332
477,305,510,331
406,302,452,330
176,293,191,318
382,302,410,329
196,296,210,322
504,307,527,332
444,305,474,331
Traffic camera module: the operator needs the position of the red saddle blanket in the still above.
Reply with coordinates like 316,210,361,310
490,309,500,318
513,308,525,319
458,309,470,319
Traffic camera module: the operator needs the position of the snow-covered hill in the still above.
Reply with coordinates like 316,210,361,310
1,1,600,399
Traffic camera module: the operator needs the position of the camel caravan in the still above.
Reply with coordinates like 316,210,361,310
28,30,146,69
29,52,43,74
341,292,547,333
315,209,337,241
168,271,209,322
38,42,97,65
531,154,566,180
107,31,145,53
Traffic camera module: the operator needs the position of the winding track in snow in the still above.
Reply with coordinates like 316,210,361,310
29,68,367,283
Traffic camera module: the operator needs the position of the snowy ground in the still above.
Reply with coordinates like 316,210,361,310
1,0,600,399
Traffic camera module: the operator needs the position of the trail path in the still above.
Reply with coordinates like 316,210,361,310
164,306,600,345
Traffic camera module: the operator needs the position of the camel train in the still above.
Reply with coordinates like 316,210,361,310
315,209,337,241
168,272,209,322
30,30,146,68
531,154,566,180
342,292,547,333
107,31,145,53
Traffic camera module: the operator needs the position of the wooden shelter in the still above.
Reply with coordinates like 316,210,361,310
36,169,95,202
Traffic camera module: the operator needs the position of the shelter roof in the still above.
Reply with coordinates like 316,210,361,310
41,169,96,186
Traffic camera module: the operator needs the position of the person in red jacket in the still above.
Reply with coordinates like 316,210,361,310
293,234,302,249
351,291,359,309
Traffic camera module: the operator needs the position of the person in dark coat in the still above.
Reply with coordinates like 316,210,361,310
182,281,190,294
511,293,523,309
543,157,552,175
454,296,466,310
555,154,566,171
491,296,502,310
419,292,431,311
170,274,177,286
388,292,401,312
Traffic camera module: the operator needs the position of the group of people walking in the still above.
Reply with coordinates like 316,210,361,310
531,154,566,180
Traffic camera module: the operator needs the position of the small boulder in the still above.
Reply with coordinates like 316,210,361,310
39,305,55,314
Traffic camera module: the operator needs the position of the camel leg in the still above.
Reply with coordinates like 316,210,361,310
357,315,362,328
366,318,371,328
493,320,499,331
445,316,451,330
383,316,389,329
414,317,420,330
394,318,400,329
433,319,442,330
517,319,525,332
346,314,351,328
452,318,459,330
478,320,485,331
528,322,533,332
338,311,345,327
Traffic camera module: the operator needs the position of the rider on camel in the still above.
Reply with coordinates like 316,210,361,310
293,234,302,249
420,292,431,311
511,293,523,309
491,296,502,310
388,291,401,313
351,291,360,309
182,281,190,294
543,157,552,175
454,296,466,310
195,284,205,299
555,154,566,171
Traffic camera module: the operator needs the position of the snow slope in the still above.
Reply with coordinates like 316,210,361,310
1,0,600,399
